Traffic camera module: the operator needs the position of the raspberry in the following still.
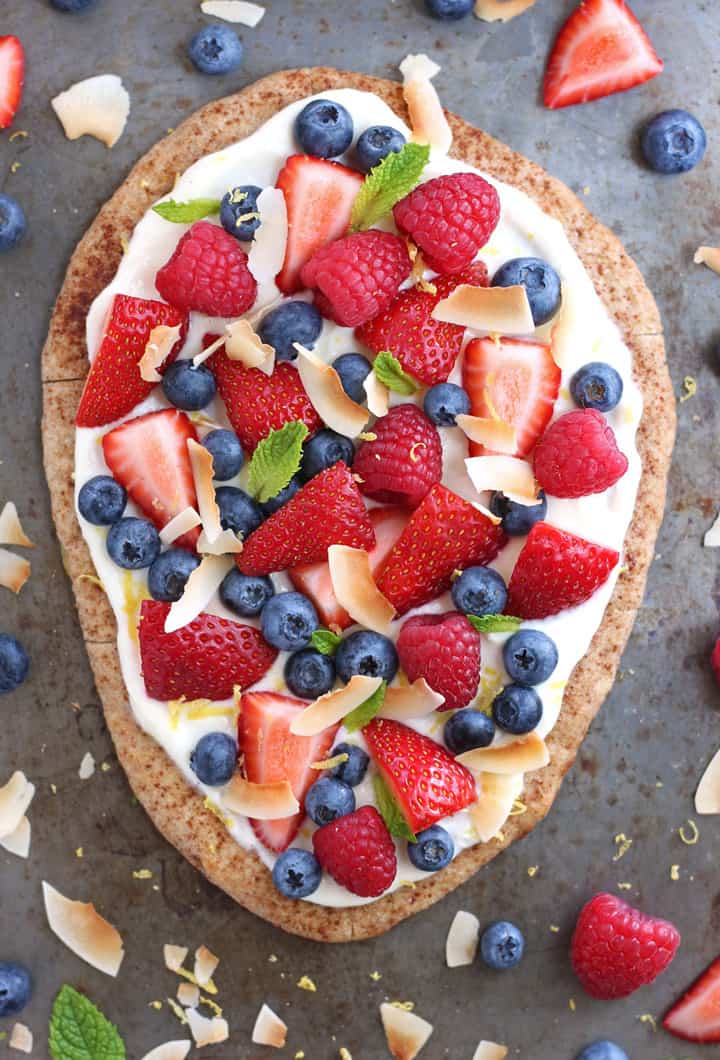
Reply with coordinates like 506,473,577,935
393,173,500,275
353,404,442,508
300,230,412,327
571,893,680,1000
533,408,628,498
155,220,257,317
712,638,720,686
397,611,481,711
312,805,396,898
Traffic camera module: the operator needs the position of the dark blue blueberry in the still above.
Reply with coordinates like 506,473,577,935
492,257,562,326
408,825,454,871
444,708,494,754
570,362,624,412
641,109,707,174
295,98,354,159
424,0,474,17
576,1043,629,1060
480,921,525,969
492,684,542,735
503,629,558,686
305,776,355,826
77,475,127,526
451,566,507,616
0,636,29,694
333,353,372,404
148,548,201,603
272,848,322,898
220,184,262,242
215,486,264,538
0,194,27,253
202,429,244,481
189,732,237,786
301,429,354,481
330,742,369,787
355,125,406,172
284,648,336,699
260,474,302,516
106,517,160,569
261,591,319,652
258,300,323,362
489,490,547,537
188,24,243,75
50,0,97,9
423,383,471,427
220,568,274,617
335,630,398,684
162,361,216,411
0,962,33,1018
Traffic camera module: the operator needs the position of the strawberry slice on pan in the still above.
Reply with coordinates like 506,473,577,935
663,956,720,1043
0,36,24,130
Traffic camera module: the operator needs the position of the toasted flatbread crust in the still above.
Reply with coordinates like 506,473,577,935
41,68,674,942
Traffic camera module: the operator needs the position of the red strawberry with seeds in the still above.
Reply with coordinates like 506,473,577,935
138,600,277,702
663,955,720,1042
533,408,629,498
155,220,257,317
364,718,477,833
313,805,397,898
76,294,188,428
571,892,680,1000
0,36,24,130
506,521,619,620
353,405,442,510
397,611,481,711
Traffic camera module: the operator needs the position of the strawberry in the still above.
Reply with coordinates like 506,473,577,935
102,408,200,550
353,405,443,509
76,294,188,428
377,483,507,615
544,0,663,110
0,36,24,130
712,637,720,687
462,336,561,458
397,611,481,711
276,155,363,294
138,601,277,701
239,691,339,852
364,718,477,833
663,956,720,1042
313,805,397,898
239,462,375,576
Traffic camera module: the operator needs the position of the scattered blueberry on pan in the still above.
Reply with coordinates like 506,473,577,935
330,743,369,787
148,548,201,603
188,24,244,76
0,961,33,1017
451,565,507,616
408,825,454,871
202,429,244,481
215,486,264,538
49,0,97,11
260,474,302,516
0,636,29,694
301,429,355,481
641,109,707,174
261,591,319,652
190,732,237,786
423,382,471,427
480,921,525,969
444,708,495,754
77,475,127,526
220,569,274,618
355,126,406,172
576,1043,629,1060
162,361,216,411
295,98,354,158
258,300,323,362
492,684,543,735
220,185,262,242
335,630,398,684
503,629,559,686
492,257,562,326
0,194,27,253
424,0,475,19
284,647,336,699
333,353,372,404
305,776,356,826
489,490,547,537
272,848,322,898
106,517,160,569
570,362,623,412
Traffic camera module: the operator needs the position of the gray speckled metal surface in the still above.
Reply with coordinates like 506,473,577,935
1,1,719,1057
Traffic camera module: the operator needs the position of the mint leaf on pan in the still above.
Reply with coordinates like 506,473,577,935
372,352,417,396
343,680,386,733
247,421,309,503
350,141,431,232
152,198,222,223
311,629,343,655
466,614,522,634
49,984,125,1060
372,772,416,842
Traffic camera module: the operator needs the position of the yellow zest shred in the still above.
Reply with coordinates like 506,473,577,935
200,996,223,1017
670,864,680,881
568,998,576,1012
549,924,560,933
9,130,28,141
133,869,153,879
612,833,633,861
637,1013,657,1031
166,997,188,1024
369,970,382,981
296,975,317,992
509,799,527,816
617,882,632,891
77,572,105,591
148,1000,163,1011
527,865,539,878
678,819,699,845
311,753,349,771
680,376,697,402
390,1001,415,1012
202,797,233,834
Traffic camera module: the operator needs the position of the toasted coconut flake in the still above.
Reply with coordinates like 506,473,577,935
192,333,226,368
197,527,244,556
187,438,242,555
9,1023,32,1054
0,815,31,858
295,345,369,438
252,1003,287,1049
160,507,202,546
446,910,480,968
165,555,233,634
223,775,300,819
455,415,517,454
289,674,383,736
42,881,125,976
695,748,720,814
364,371,390,418
472,1042,508,1060
433,284,534,335
694,245,720,275
474,0,535,21
225,318,275,373
141,1042,192,1060
177,982,200,1008
79,751,95,780
200,0,265,25
470,500,503,525
704,510,720,547
0,549,30,594
328,545,395,633
194,946,219,989
185,1008,229,1048
51,74,130,148
380,1002,434,1060
139,324,184,383
248,187,288,289
379,679,445,720
465,455,538,502
0,503,34,548
399,54,452,155
164,944,189,972
469,773,519,841
0,772,34,839
458,733,549,775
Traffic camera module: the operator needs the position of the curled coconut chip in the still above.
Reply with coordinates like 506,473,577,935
187,439,243,556
694,246,720,275
399,53,452,155
164,944,189,973
289,674,383,737
200,0,266,26
695,748,720,814
380,1002,434,1060
469,772,521,841
295,345,369,438
328,545,396,633
160,507,202,546
0,549,30,594
165,554,234,634
364,370,390,418
141,1042,192,1060
194,946,219,989
79,751,95,780
472,1042,508,1060
248,187,288,291
0,503,34,548
455,415,518,455
704,510,720,547
446,910,480,968
465,455,539,503
9,1023,32,1055
185,1008,229,1048
42,880,125,976
457,732,549,775
252,1003,287,1049
177,982,200,1008
139,325,184,383
474,0,536,21
193,319,274,375
51,74,130,148
223,775,299,819
379,678,445,720
0,771,35,839
0,816,31,859
432,284,534,335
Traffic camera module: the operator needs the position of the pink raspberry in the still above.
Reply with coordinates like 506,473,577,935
312,805,397,898
397,611,481,711
712,638,720,686
353,404,442,509
533,408,628,498
155,220,257,317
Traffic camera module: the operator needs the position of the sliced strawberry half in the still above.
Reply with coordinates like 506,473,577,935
0,36,24,130
240,691,339,852
544,0,663,110
663,956,720,1043
462,336,561,458
276,155,363,295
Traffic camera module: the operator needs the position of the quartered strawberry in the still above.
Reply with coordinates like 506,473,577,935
377,483,507,616
663,956,720,1043
364,718,477,833
275,154,363,295
239,462,375,576
240,691,339,852
76,294,188,428
462,336,561,458
0,36,24,130
102,408,200,550
544,0,663,110
138,600,277,701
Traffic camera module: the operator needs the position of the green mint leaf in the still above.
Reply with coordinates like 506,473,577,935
467,614,522,634
50,985,125,1060
152,198,222,223
350,141,431,232
343,680,386,733
310,629,342,655
373,352,417,395
372,772,416,842
247,421,309,503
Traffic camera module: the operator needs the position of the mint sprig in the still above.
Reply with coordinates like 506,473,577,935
343,680,386,733
310,628,342,655
467,614,522,634
350,142,431,232
49,985,125,1060
373,773,416,842
247,421,308,504
373,352,417,395
152,198,222,223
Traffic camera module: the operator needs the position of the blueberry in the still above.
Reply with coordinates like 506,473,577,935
424,0,474,18
148,548,201,603
258,300,323,362
50,0,97,9
284,648,336,699
272,848,322,898
480,921,525,969
106,517,161,569
489,490,547,537
451,566,507,616
408,825,454,871
220,568,274,617
333,353,372,404
444,708,495,754
215,486,264,538
295,98,354,159
202,429,244,481
492,684,542,735
0,962,32,1018
77,475,127,526
423,383,471,427
503,629,558,686
301,429,354,481
641,109,707,174
260,474,302,516
570,362,624,412
189,732,237,786
305,776,355,826
0,194,27,253
162,361,216,411
188,24,243,75
220,184,262,242
492,257,562,326
576,1042,629,1060
261,591,319,652
335,630,398,684
355,125,406,172
0,636,29,694
330,743,369,787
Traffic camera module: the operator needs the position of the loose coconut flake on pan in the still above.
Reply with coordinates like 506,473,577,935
140,1042,192,1060
0,503,34,548
78,751,96,780
9,1023,32,1054
160,507,202,547
248,187,288,292
695,748,720,814
474,0,536,21
289,674,383,736
51,74,130,148
446,910,480,968
469,772,520,842
379,679,445,720
252,1003,287,1049
465,455,539,503
185,1007,229,1048
200,0,266,26
42,881,125,976
139,324,184,383
0,815,31,859
328,545,396,634
457,732,549,775
223,775,300,819
165,555,234,634
177,982,200,1008
704,510,720,547
455,415,518,455
432,284,534,335
0,772,34,840
399,53,452,155
380,1002,434,1060
193,946,219,989
164,944,189,973
694,246,720,275
0,549,30,594
295,345,369,438
472,1042,508,1060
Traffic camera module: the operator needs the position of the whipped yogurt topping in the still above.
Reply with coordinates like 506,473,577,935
75,88,642,908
